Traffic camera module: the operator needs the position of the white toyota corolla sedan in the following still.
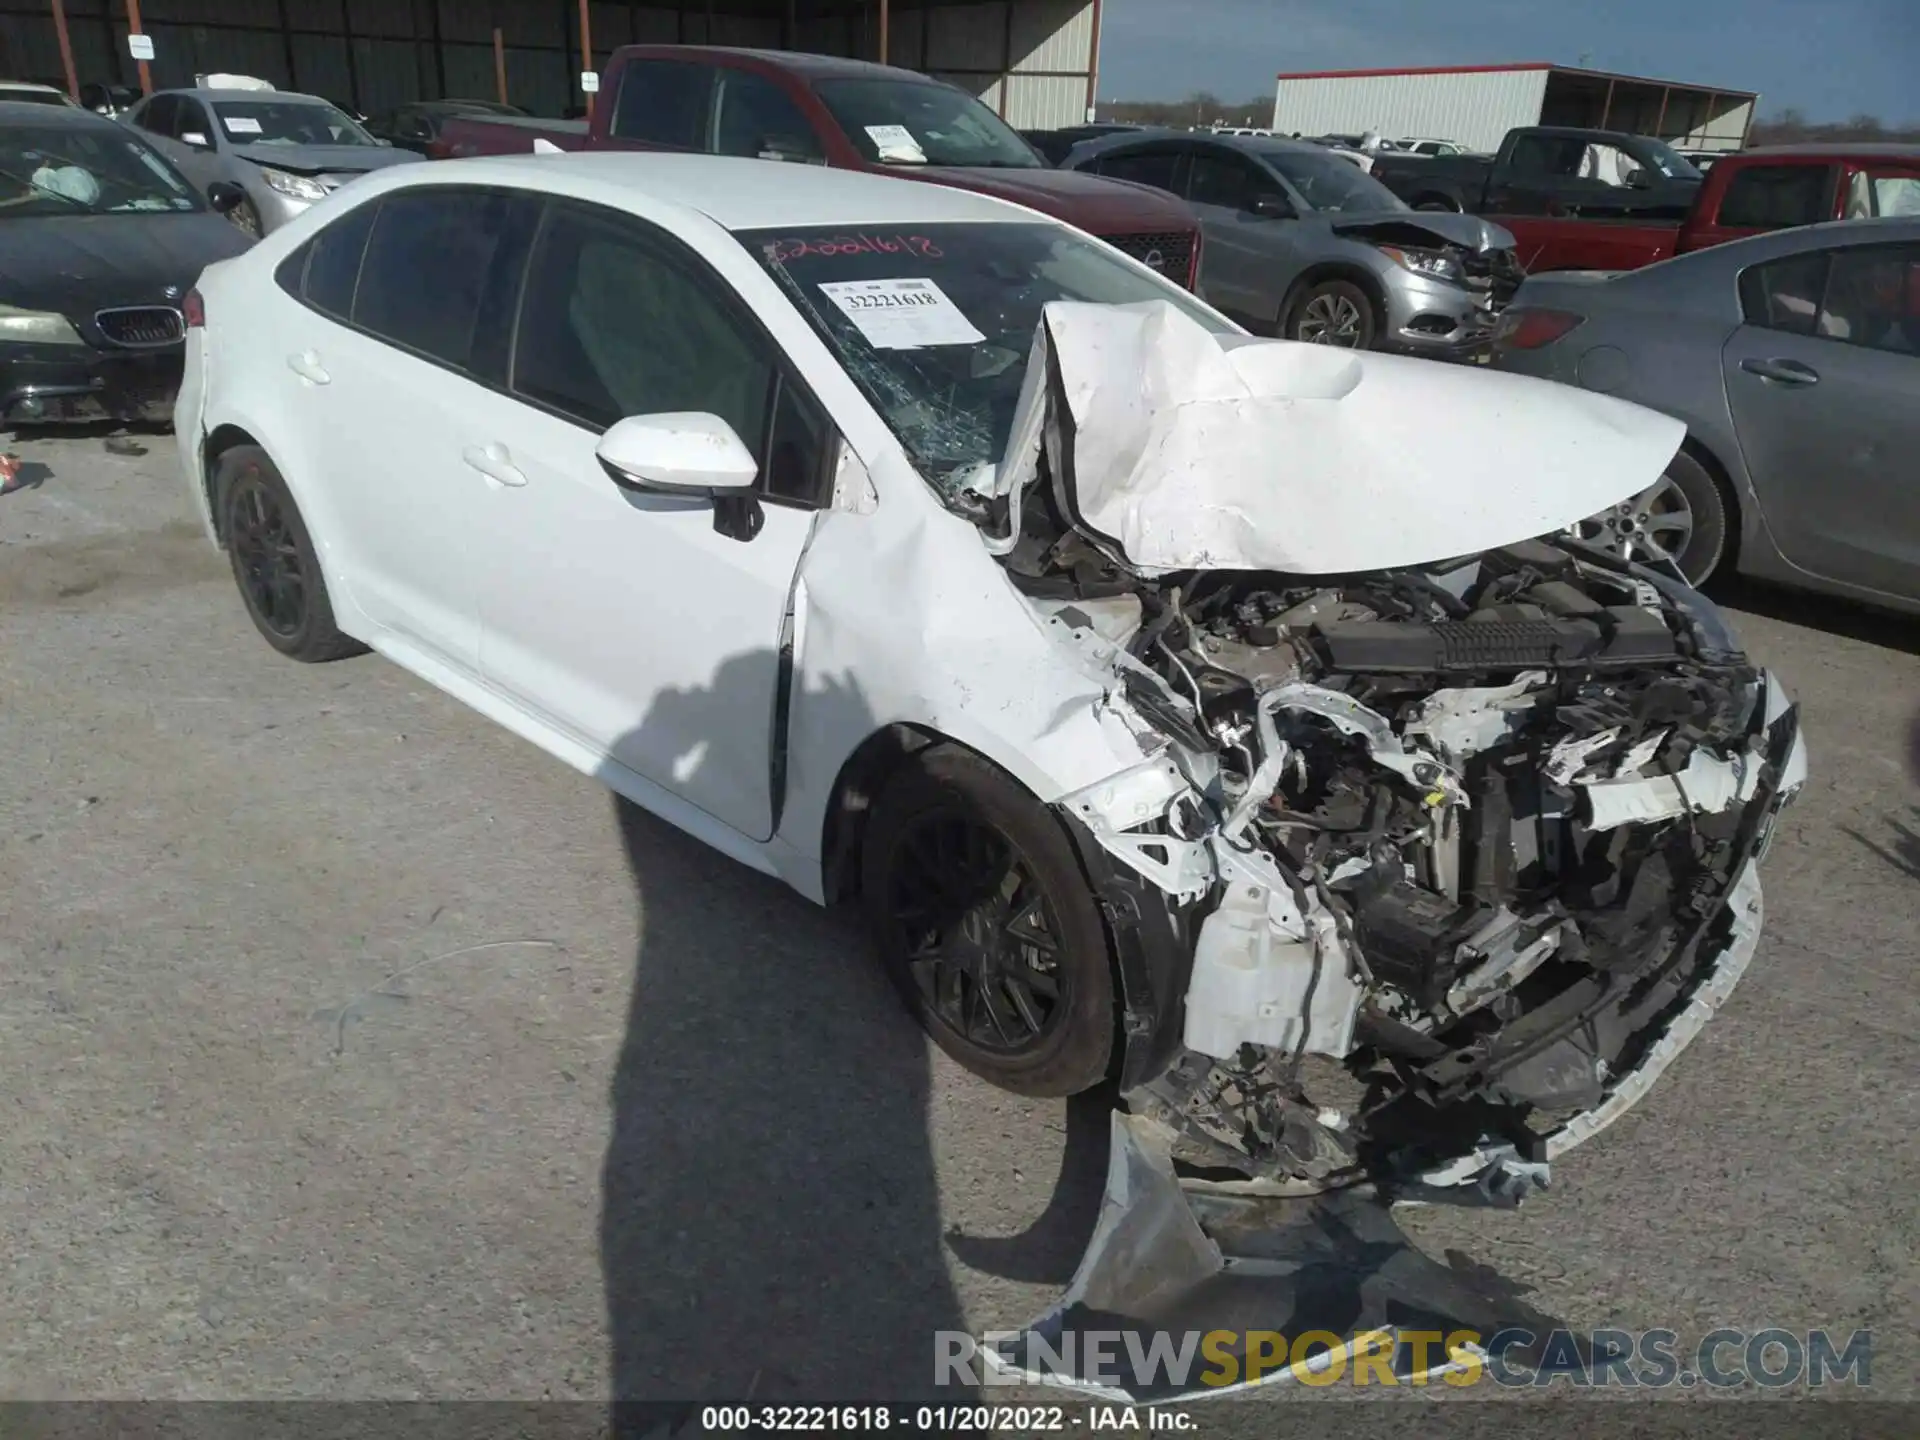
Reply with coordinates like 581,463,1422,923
177,153,1804,1377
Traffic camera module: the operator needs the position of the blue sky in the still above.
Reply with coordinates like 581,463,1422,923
1098,0,1918,123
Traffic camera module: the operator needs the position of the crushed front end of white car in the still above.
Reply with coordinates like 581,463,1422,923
956,304,1806,1397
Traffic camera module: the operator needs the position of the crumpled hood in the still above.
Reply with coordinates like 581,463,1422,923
997,300,1684,575
1327,208,1514,252
232,142,420,176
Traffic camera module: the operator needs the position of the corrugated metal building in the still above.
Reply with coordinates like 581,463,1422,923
0,0,1101,128
1271,63,1757,154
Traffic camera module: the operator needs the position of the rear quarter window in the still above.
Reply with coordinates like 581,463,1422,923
1716,165,1836,229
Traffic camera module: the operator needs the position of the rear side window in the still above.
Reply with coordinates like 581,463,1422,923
1738,252,1831,335
712,68,820,161
353,189,539,376
302,199,379,317
1717,165,1835,229
1095,147,1181,193
135,94,177,137
609,60,714,150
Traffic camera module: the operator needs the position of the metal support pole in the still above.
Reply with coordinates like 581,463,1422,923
996,0,1011,117
878,0,888,64
1084,0,1103,121
494,26,507,103
50,0,79,99
1600,77,1614,130
1654,84,1670,139
124,0,151,94
578,0,594,117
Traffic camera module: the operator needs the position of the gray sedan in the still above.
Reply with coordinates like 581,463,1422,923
1061,129,1523,355
122,87,419,235
1492,216,1920,609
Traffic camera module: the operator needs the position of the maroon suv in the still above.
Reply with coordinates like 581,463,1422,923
432,46,1204,288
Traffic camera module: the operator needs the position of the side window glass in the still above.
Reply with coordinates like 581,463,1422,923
1738,253,1831,336
303,199,380,318
353,189,539,375
712,69,821,162
762,375,832,505
1869,172,1920,218
1506,136,1554,175
1187,151,1258,210
137,94,176,137
1718,165,1833,229
1095,148,1179,194
178,99,212,145
608,59,714,150
1817,244,1920,354
512,204,774,464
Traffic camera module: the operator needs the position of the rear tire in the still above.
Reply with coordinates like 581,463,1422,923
1414,195,1461,212
861,745,1115,1097
217,446,366,662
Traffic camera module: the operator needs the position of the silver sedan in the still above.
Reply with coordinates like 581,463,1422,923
1492,216,1920,610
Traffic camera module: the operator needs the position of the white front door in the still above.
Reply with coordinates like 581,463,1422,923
469,200,835,841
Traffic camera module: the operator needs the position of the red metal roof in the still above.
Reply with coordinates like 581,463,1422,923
1275,64,1553,80
1274,62,1757,100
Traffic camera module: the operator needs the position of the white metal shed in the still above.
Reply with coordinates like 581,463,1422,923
1270,63,1757,155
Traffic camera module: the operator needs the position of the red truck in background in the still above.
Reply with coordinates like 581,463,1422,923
431,45,1206,289
1498,144,1920,274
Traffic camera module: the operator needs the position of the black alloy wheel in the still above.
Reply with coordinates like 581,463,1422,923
862,745,1115,1097
887,805,1065,1055
228,472,306,640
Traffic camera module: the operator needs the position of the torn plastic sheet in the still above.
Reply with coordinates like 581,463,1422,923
995,300,1687,576
980,1112,1573,1402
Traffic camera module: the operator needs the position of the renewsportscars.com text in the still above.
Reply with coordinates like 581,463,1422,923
939,1326,1872,1390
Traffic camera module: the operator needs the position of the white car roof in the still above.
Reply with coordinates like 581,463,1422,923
380,150,1038,232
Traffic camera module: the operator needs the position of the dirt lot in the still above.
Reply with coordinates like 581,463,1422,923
1,430,1916,1402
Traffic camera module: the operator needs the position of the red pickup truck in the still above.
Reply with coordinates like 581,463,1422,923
431,45,1205,289
1499,143,1920,274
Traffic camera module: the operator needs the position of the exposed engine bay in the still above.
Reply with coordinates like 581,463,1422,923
971,301,1806,1200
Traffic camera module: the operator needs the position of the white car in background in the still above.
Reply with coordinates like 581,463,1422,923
175,153,1803,1393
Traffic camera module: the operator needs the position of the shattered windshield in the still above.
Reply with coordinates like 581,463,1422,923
0,121,199,213
812,79,1044,168
744,222,1232,486
212,98,373,146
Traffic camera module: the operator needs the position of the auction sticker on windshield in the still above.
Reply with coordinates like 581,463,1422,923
223,116,262,134
864,124,927,163
817,277,984,349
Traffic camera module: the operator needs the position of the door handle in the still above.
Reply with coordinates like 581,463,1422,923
1740,356,1820,386
461,442,527,488
285,350,330,385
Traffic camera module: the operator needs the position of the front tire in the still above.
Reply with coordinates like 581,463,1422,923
217,446,366,662
1288,279,1378,348
227,196,262,237
861,745,1115,1097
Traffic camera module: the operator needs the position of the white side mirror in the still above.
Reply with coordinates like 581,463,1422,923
181,131,209,147
595,412,759,495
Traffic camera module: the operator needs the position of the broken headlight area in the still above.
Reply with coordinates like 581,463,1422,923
1030,532,1801,1196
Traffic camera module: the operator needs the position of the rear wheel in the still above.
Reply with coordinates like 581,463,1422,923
861,745,1114,1097
1574,448,1730,586
218,446,366,662
1413,195,1461,212
1288,279,1377,349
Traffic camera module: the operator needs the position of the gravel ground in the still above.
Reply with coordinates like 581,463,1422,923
1,430,1915,1405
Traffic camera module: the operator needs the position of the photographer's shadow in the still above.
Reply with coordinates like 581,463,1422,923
597,653,965,1402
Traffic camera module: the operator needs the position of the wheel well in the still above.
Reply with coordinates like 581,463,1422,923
201,423,260,544
1279,265,1388,336
819,722,941,906
1679,434,1743,572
